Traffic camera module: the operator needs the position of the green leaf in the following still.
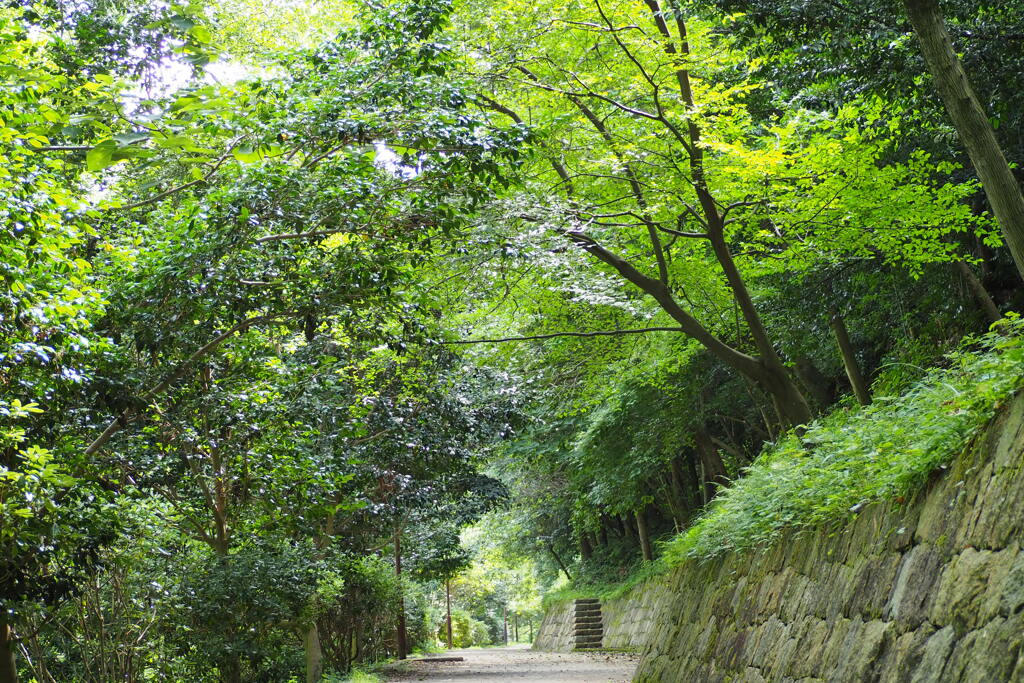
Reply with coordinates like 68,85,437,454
113,132,151,146
85,140,116,171
232,144,261,163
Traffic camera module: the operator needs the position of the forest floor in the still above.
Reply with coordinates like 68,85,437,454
381,644,638,682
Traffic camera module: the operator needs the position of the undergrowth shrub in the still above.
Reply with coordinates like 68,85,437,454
661,316,1024,564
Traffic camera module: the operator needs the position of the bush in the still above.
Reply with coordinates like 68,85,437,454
170,540,321,682
469,618,491,646
663,318,1024,564
442,608,491,647
317,555,401,670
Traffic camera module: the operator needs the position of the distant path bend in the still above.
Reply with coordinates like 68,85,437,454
382,644,637,682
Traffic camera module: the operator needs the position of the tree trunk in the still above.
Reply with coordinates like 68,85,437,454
394,528,408,660
221,660,241,683
547,544,573,583
668,457,691,529
904,0,1024,281
597,524,608,548
794,355,834,409
620,515,636,544
694,431,728,502
635,509,653,561
502,604,508,645
0,613,17,683
514,613,519,642
955,261,1001,325
829,311,872,406
304,624,323,683
684,452,705,506
445,579,454,649
579,533,593,561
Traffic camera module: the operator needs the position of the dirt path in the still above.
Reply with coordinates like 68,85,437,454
382,645,637,682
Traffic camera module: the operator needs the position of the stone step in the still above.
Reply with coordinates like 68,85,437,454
574,606,601,614
575,637,603,647
575,628,603,637
574,617,602,625
574,598,600,605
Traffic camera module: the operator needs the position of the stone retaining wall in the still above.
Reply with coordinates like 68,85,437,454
533,598,574,652
538,393,1024,681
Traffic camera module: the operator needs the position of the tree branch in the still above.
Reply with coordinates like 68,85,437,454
442,327,684,344
112,139,242,212
478,93,576,195
84,312,299,456
31,145,91,152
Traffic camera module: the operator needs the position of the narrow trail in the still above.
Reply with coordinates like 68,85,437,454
382,645,638,682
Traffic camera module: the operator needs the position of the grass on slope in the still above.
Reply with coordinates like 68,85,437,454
661,316,1024,565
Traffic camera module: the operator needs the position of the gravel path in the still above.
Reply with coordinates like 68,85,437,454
382,645,637,682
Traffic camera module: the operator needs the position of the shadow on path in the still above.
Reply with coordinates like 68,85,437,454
383,645,637,682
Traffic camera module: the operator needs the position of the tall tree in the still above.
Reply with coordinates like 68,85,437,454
903,0,1024,281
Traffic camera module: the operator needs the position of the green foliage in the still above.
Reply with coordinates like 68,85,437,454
171,541,322,680
664,318,1024,564
317,555,403,668
443,608,490,647
8,0,1024,677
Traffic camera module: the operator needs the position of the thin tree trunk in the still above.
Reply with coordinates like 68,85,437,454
0,614,17,683
394,528,408,660
684,452,705,506
694,431,729,502
956,261,1001,324
620,515,636,544
445,579,453,649
635,509,653,561
547,544,573,583
650,0,813,427
904,0,1024,281
829,311,872,406
579,533,593,561
514,613,519,642
304,624,323,683
668,458,691,528
502,604,508,646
